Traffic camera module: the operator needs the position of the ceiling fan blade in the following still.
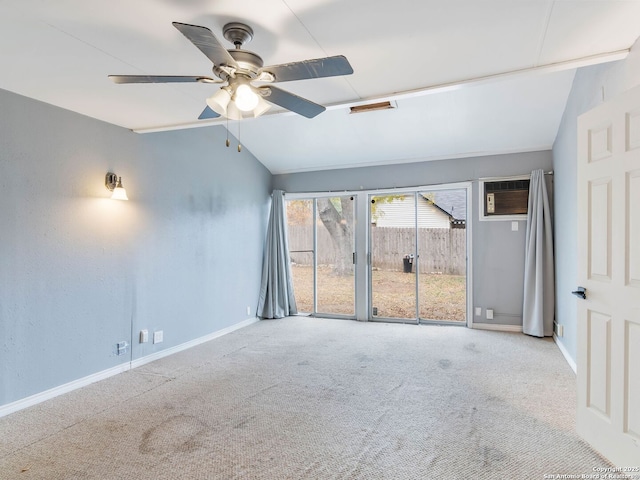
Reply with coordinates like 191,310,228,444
109,75,218,84
172,22,238,69
262,86,326,118
260,55,353,83
198,106,221,120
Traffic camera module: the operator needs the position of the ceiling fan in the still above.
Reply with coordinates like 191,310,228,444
109,22,354,121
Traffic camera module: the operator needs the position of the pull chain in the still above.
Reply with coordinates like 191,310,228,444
237,118,242,152
225,116,230,147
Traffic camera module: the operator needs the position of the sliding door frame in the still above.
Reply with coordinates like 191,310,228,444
285,193,357,320
367,182,473,326
285,182,473,326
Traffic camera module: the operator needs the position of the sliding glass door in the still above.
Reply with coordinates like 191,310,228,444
285,185,468,324
369,187,468,324
286,196,356,318
416,189,467,322
370,194,417,321
286,199,314,313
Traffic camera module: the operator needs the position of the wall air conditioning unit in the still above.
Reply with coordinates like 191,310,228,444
479,175,530,221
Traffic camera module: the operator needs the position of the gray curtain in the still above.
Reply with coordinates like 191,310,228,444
523,169,555,337
257,190,298,319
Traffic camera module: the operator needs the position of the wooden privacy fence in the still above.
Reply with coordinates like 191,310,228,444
288,226,466,275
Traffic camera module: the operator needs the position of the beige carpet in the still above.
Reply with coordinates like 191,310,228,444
0,317,610,479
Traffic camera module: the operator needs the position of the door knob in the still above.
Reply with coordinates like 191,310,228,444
572,287,587,300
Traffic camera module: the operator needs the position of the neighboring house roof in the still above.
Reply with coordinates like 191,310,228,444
430,190,467,222
373,190,467,228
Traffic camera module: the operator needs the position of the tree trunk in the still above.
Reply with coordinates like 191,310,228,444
317,197,354,276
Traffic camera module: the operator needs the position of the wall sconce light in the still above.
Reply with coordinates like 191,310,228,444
105,172,129,201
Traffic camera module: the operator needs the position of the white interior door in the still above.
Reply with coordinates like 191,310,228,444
577,83,640,465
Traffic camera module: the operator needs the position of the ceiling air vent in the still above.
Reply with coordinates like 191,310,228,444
350,101,395,114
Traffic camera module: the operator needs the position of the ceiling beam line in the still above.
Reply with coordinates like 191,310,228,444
133,48,629,134
328,48,630,110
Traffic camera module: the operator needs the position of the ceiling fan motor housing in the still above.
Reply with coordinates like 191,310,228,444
223,22,254,47
229,49,264,77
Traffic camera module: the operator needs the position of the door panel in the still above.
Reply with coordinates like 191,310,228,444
286,199,314,313
628,170,640,285
588,178,612,281
625,319,640,441
417,189,467,322
370,194,417,321
577,83,640,465
586,310,611,418
286,196,356,318
316,196,355,316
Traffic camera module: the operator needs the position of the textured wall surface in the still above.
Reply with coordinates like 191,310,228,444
0,89,272,406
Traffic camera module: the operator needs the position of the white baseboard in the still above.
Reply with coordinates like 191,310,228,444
130,317,258,369
0,317,259,418
472,323,523,333
0,363,130,418
553,334,577,374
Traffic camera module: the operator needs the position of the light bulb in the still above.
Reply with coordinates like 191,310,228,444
234,84,259,112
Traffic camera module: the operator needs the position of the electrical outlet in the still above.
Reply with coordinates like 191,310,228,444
511,221,519,231
140,329,149,343
116,341,128,356
554,322,564,337
153,330,163,344
475,307,481,317
486,309,494,320
247,306,251,316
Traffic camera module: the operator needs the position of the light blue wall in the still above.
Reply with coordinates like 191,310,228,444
10,38,638,406
0,88,272,406
273,150,552,326
552,40,640,363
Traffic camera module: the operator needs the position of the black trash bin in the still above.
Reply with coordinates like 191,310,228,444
402,254,414,273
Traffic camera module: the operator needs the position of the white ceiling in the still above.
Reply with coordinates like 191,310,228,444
1,1,639,174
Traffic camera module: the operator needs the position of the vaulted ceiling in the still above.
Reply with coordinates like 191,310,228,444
1,1,639,173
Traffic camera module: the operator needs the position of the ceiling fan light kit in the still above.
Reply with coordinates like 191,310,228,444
206,87,231,116
234,83,259,111
252,95,272,118
109,21,354,126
